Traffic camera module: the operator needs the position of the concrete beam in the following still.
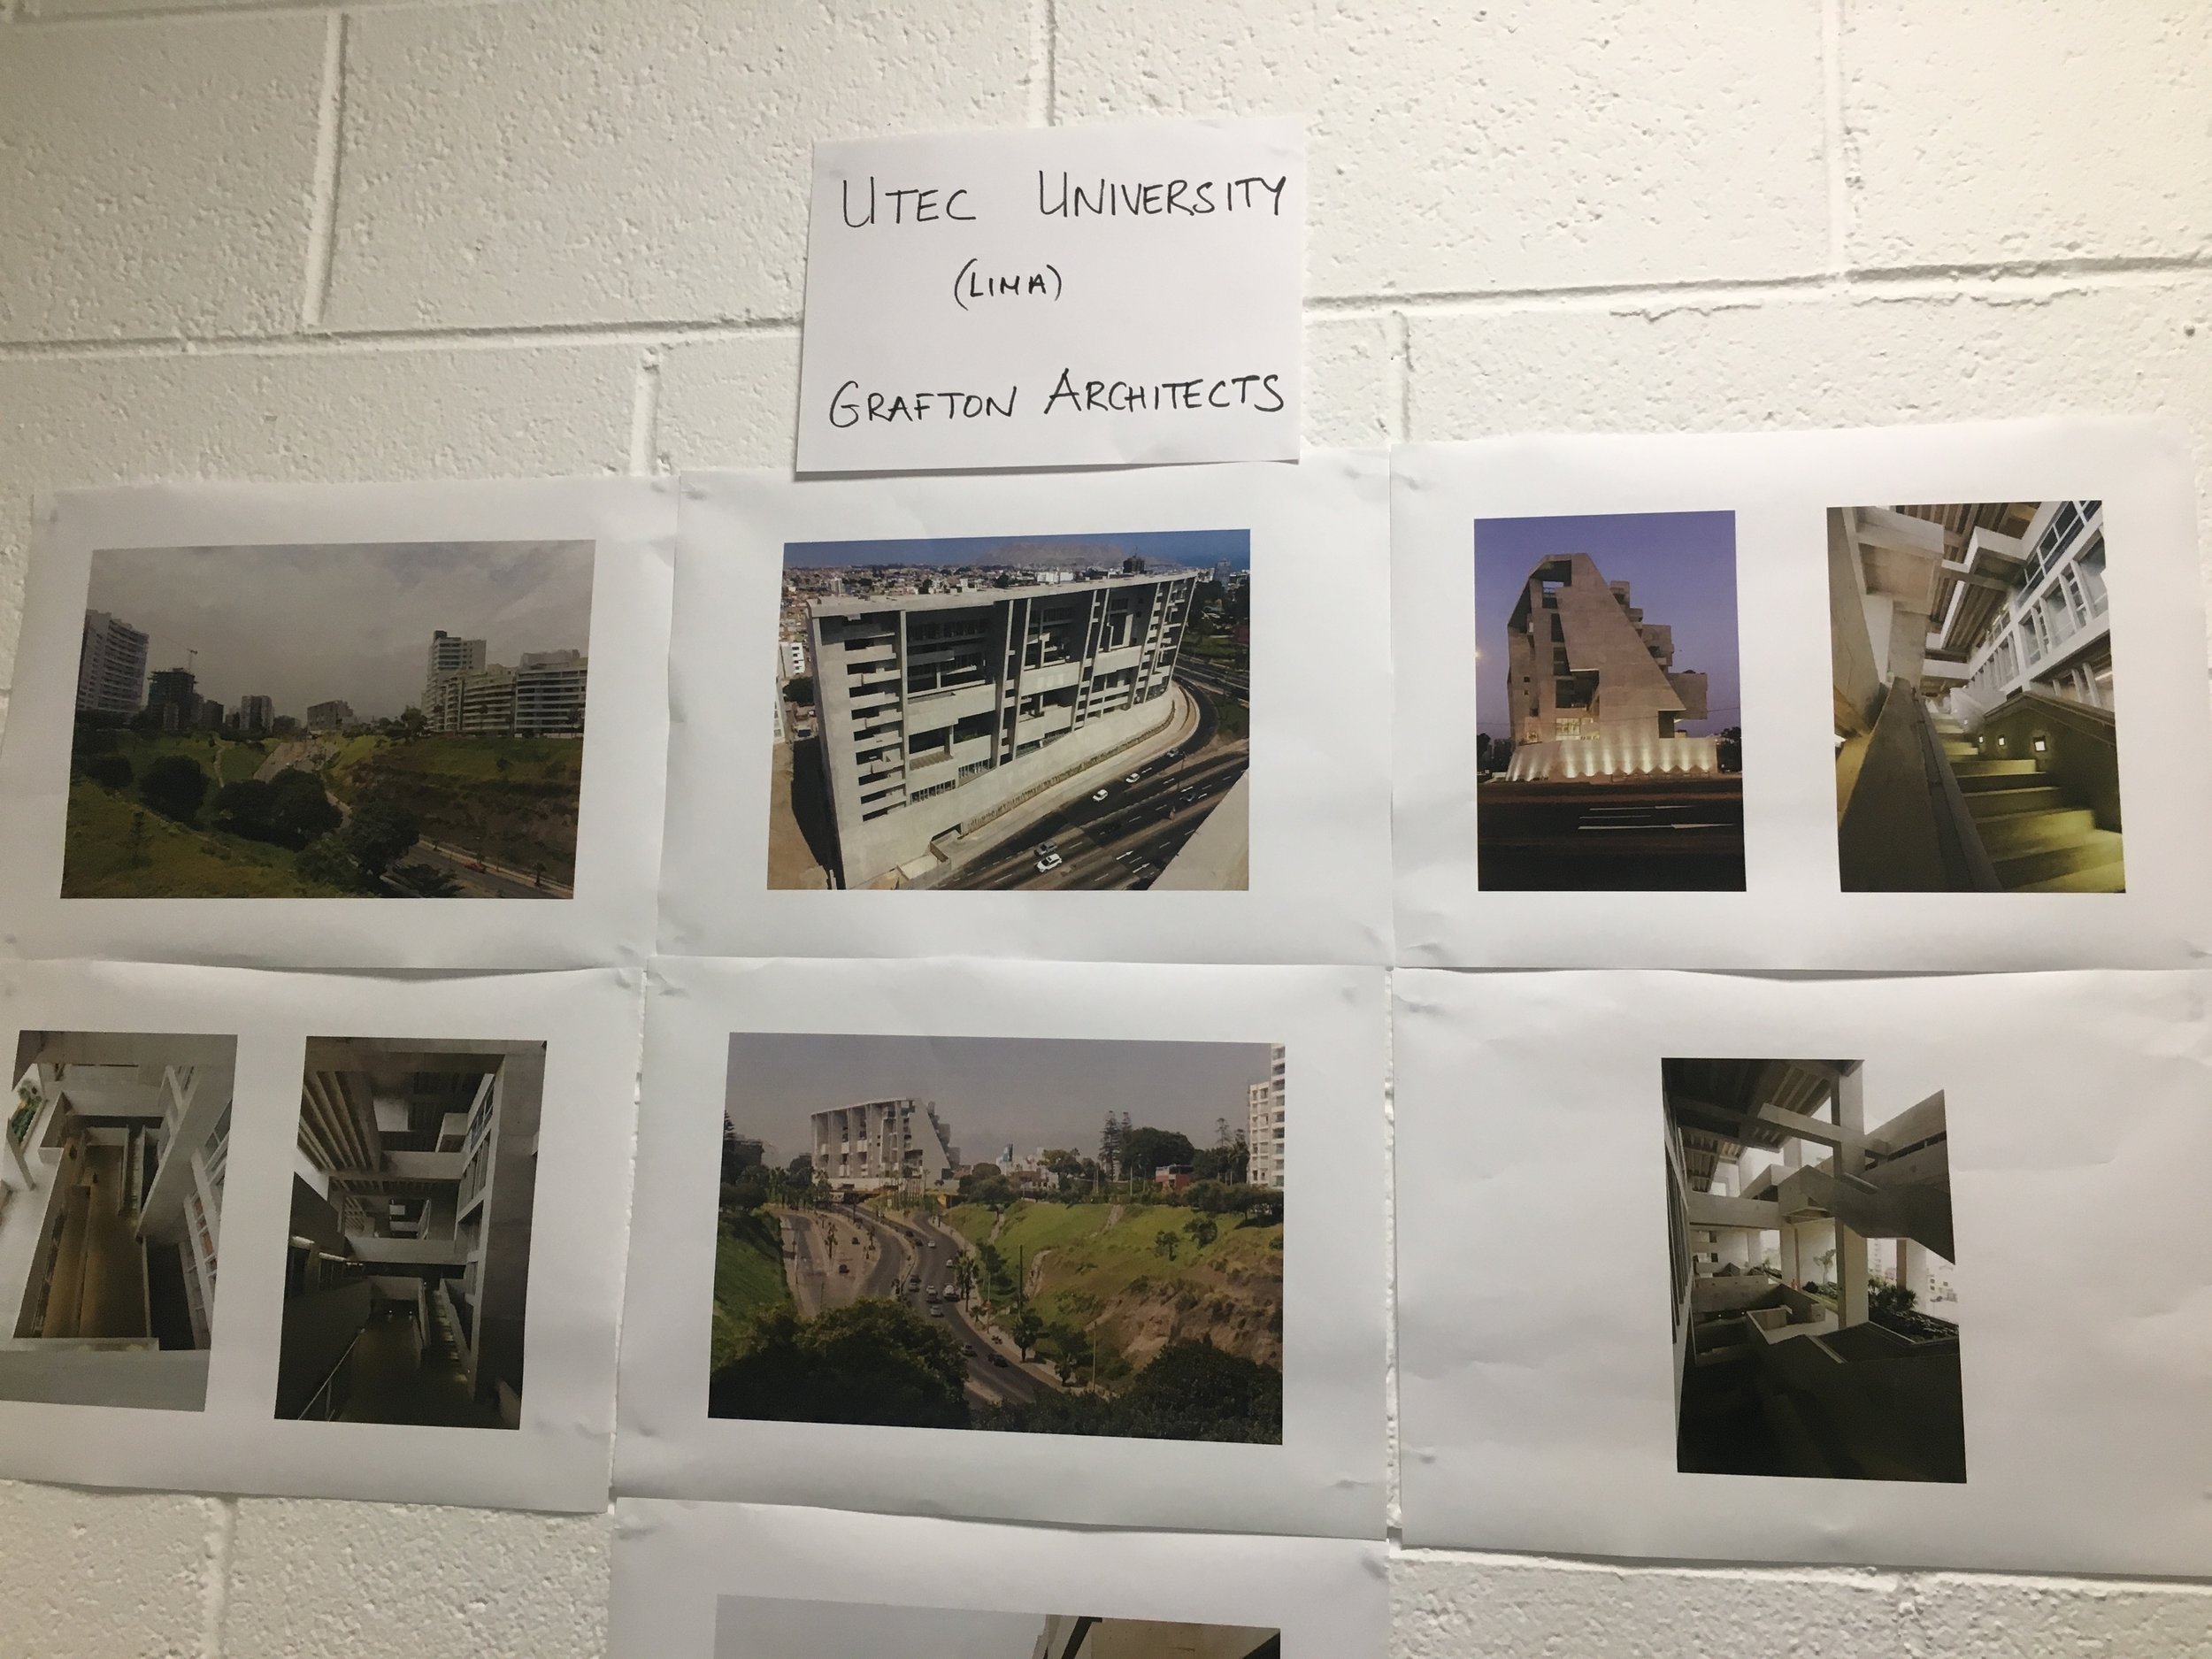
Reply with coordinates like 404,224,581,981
1686,1191,1780,1231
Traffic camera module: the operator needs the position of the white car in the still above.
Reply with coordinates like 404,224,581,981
1035,851,1064,872
1125,772,1143,783
1091,787,1109,801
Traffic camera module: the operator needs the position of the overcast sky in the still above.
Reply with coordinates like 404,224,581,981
1473,511,1740,740
724,1033,1275,1167
786,528,1249,572
83,541,594,722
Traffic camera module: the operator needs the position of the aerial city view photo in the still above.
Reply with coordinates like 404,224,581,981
715,1597,1281,1659
708,1033,1286,1442
63,540,595,899
1663,1056,1963,1483
1830,500,2122,893
768,529,1251,891
1474,511,1744,890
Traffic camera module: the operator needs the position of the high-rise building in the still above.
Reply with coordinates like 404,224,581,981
513,649,588,736
75,611,150,718
196,699,227,732
810,1097,960,1192
304,699,355,733
145,667,200,733
424,629,488,711
779,638,807,681
1502,553,1715,781
234,695,275,735
810,571,1195,887
1247,1044,1286,1188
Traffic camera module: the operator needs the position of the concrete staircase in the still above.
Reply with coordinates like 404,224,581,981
1936,718,2124,892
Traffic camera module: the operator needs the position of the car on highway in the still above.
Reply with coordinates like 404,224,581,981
1091,788,1109,801
988,1351,1009,1368
1125,771,1143,783
929,1304,947,1318
925,1288,939,1302
1034,851,1064,872
1034,839,1057,855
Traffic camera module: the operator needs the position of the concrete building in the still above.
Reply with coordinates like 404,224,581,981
276,1038,543,1429
1663,1057,1962,1483
196,699,226,732
810,571,1195,887
234,695,274,735
1247,1042,1286,1189
810,1097,960,1193
779,638,807,682
144,666,199,733
424,629,488,711
304,699,355,733
1831,502,2121,893
1501,553,1716,780
0,1032,235,1411
513,649,589,736
75,610,149,718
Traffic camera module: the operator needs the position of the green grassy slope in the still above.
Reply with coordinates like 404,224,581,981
327,735,585,880
59,779,354,898
710,1208,792,1371
942,1198,1282,1371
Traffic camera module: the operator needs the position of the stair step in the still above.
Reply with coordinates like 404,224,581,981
1992,826,2124,887
1963,785,2069,818
1976,806,2098,857
2015,860,2129,894
1939,741,1978,760
1951,759,2039,783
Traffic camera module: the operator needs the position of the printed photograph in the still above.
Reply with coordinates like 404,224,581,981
710,1034,1286,1441
1831,501,2121,892
1663,1057,1964,1483
769,530,1250,891
0,1031,235,1411
276,1038,544,1428
1474,511,1743,890
715,1597,1280,1659
64,540,595,899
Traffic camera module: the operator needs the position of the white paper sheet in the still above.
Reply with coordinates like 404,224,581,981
0,478,674,971
0,958,637,1512
797,119,1302,473
1393,419,2212,968
659,456,1392,965
609,1499,1387,1659
615,956,1387,1539
1393,966,2212,1577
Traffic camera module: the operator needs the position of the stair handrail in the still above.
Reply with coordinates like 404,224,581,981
1900,680,2002,892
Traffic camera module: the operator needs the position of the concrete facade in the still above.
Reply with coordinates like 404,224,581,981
1501,553,1717,781
303,699,353,733
423,634,589,738
809,572,1194,887
0,1033,235,1412
73,610,148,718
810,1098,959,1193
1247,1042,1286,1190
0,0,2208,1650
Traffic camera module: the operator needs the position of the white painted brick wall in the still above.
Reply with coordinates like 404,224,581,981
0,3,2206,1655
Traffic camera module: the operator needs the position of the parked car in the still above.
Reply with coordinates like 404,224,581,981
1035,851,1064,872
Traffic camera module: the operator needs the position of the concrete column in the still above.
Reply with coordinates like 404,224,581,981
1834,1066,1869,1328
1894,1237,1916,1303
1779,1225,1798,1286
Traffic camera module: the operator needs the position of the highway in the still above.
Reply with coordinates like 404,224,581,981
949,680,1249,892
846,1205,1056,1409
778,1208,903,1317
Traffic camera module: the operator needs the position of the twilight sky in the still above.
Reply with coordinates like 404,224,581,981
83,541,594,723
1473,511,1740,740
786,527,1249,572
723,1033,1274,1168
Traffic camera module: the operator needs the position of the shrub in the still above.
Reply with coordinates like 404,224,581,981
80,754,134,792
138,754,210,824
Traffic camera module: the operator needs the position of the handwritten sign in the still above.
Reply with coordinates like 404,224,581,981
796,118,1303,473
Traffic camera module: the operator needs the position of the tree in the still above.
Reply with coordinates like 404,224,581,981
211,770,340,849
1192,1134,1248,1184
786,1153,813,1179
722,1125,765,1184
706,1299,969,1429
391,862,462,897
126,810,149,868
1098,1111,1122,1179
80,754,134,792
138,754,210,824
1153,1229,1179,1261
1183,1215,1218,1250
781,675,815,706
295,834,363,890
1011,1308,1044,1360
341,795,420,879
1120,1127,1196,1184
398,707,427,741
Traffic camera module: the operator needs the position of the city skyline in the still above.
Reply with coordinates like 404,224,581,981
81,540,594,722
724,1033,1275,1168
785,528,1250,573
1475,511,1740,741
